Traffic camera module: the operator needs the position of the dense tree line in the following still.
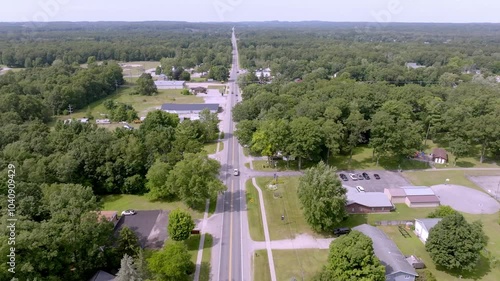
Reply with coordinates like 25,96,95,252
0,22,232,70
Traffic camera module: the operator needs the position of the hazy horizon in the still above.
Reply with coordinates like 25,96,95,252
1,0,499,24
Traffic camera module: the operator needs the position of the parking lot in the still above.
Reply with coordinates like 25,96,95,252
338,170,411,192
467,176,500,201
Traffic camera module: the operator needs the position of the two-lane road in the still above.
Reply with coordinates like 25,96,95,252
217,28,247,281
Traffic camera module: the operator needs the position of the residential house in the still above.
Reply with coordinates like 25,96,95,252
431,148,448,164
88,270,115,281
255,67,271,79
405,62,425,69
414,218,442,244
154,80,186,90
353,224,418,281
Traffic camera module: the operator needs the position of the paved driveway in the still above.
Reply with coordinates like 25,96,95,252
431,184,500,214
338,170,411,192
115,210,169,248
467,176,500,200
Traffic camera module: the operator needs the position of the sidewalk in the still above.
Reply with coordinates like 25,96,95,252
193,199,210,281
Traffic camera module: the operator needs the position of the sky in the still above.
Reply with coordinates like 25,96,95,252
1,0,499,23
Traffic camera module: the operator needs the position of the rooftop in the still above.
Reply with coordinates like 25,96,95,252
97,211,117,222
347,191,394,208
432,148,448,160
404,188,435,196
406,195,440,203
386,188,406,197
160,103,219,112
154,80,186,86
415,218,442,232
353,224,418,278
88,270,115,281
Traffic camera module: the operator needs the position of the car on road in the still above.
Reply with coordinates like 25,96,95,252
356,186,365,193
333,227,351,236
374,173,381,180
362,172,370,180
339,173,348,181
348,173,357,180
121,209,136,216
233,169,240,176
357,173,364,180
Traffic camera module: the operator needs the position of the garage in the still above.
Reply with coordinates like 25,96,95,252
405,195,440,208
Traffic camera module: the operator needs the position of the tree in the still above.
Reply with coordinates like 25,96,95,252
155,66,162,75
427,205,458,218
448,137,469,166
168,153,226,209
209,65,229,81
116,226,141,258
315,231,385,281
180,71,191,81
199,108,220,142
148,241,193,281
344,109,369,162
135,73,157,96
425,213,487,272
288,117,322,169
168,209,195,241
322,119,344,160
297,162,348,232
145,160,175,200
116,254,142,281
234,119,257,146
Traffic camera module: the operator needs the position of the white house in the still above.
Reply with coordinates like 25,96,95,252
160,103,219,115
255,67,271,79
414,218,442,244
95,119,111,124
154,80,186,90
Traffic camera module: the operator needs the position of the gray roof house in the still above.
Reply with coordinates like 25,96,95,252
88,270,115,281
414,218,442,244
160,103,219,114
353,224,418,281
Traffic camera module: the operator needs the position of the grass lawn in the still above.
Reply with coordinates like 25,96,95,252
203,142,219,154
56,86,202,121
380,212,500,281
246,180,265,241
199,234,213,281
424,140,499,169
100,194,205,219
255,177,329,240
403,170,500,193
191,77,207,82
253,249,328,281
185,235,201,264
207,85,226,92
342,204,437,227
253,250,271,281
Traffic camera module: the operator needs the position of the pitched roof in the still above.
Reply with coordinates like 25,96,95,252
347,192,394,208
386,188,406,197
160,103,219,112
154,80,185,87
406,195,440,203
415,218,442,233
88,270,115,281
403,188,435,196
432,148,448,160
353,224,418,277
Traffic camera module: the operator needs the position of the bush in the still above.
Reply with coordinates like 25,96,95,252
181,89,191,96
219,131,225,139
416,269,437,281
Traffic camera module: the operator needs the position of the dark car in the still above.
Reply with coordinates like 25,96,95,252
357,173,364,180
333,227,351,236
362,172,370,180
339,173,348,181
374,173,381,180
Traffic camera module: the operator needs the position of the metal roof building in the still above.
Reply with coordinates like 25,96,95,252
160,103,219,114
353,224,418,281
154,80,186,89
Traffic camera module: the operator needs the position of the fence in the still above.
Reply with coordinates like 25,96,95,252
375,220,414,226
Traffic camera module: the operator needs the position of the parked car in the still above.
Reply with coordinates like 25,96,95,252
356,186,365,193
348,173,357,180
339,173,348,181
234,169,240,176
362,172,370,180
357,173,364,180
333,227,351,236
121,209,136,216
374,173,381,180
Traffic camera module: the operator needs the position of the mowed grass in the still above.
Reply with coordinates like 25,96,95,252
424,140,499,169
199,234,213,281
57,86,203,121
381,212,500,281
246,180,265,241
207,85,226,92
203,141,223,154
100,194,205,219
185,235,201,264
255,177,330,240
403,170,500,193
343,204,437,227
253,249,329,281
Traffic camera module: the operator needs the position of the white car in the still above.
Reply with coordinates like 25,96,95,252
349,173,358,180
233,169,240,176
121,209,137,216
356,186,365,193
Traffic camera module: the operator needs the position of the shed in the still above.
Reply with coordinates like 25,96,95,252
160,103,219,115
414,218,442,243
190,86,207,94
405,195,440,208
432,148,448,164
406,255,426,269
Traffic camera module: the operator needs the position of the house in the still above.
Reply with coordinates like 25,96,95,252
190,86,207,94
385,186,440,208
406,255,425,269
354,224,418,281
431,148,448,164
405,62,425,69
96,119,111,124
96,211,120,228
346,187,394,213
160,103,219,115
154,80,186,89
255,67,271,79
88,270,115,281
414,218,442,244
79,118,89,123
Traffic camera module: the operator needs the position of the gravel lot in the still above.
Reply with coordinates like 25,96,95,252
431,184,500,214
339,170,411,192
467,176,500,200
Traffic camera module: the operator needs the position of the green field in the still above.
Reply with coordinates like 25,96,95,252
203,141,223,154
253,249,329,281
403,170,500,193
100,194,205,219
207,85,226,92
57,85,202,121
199,234,213,281
246,180,265,241
424,140,499,169
185,235,201,264
254,177,330,240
